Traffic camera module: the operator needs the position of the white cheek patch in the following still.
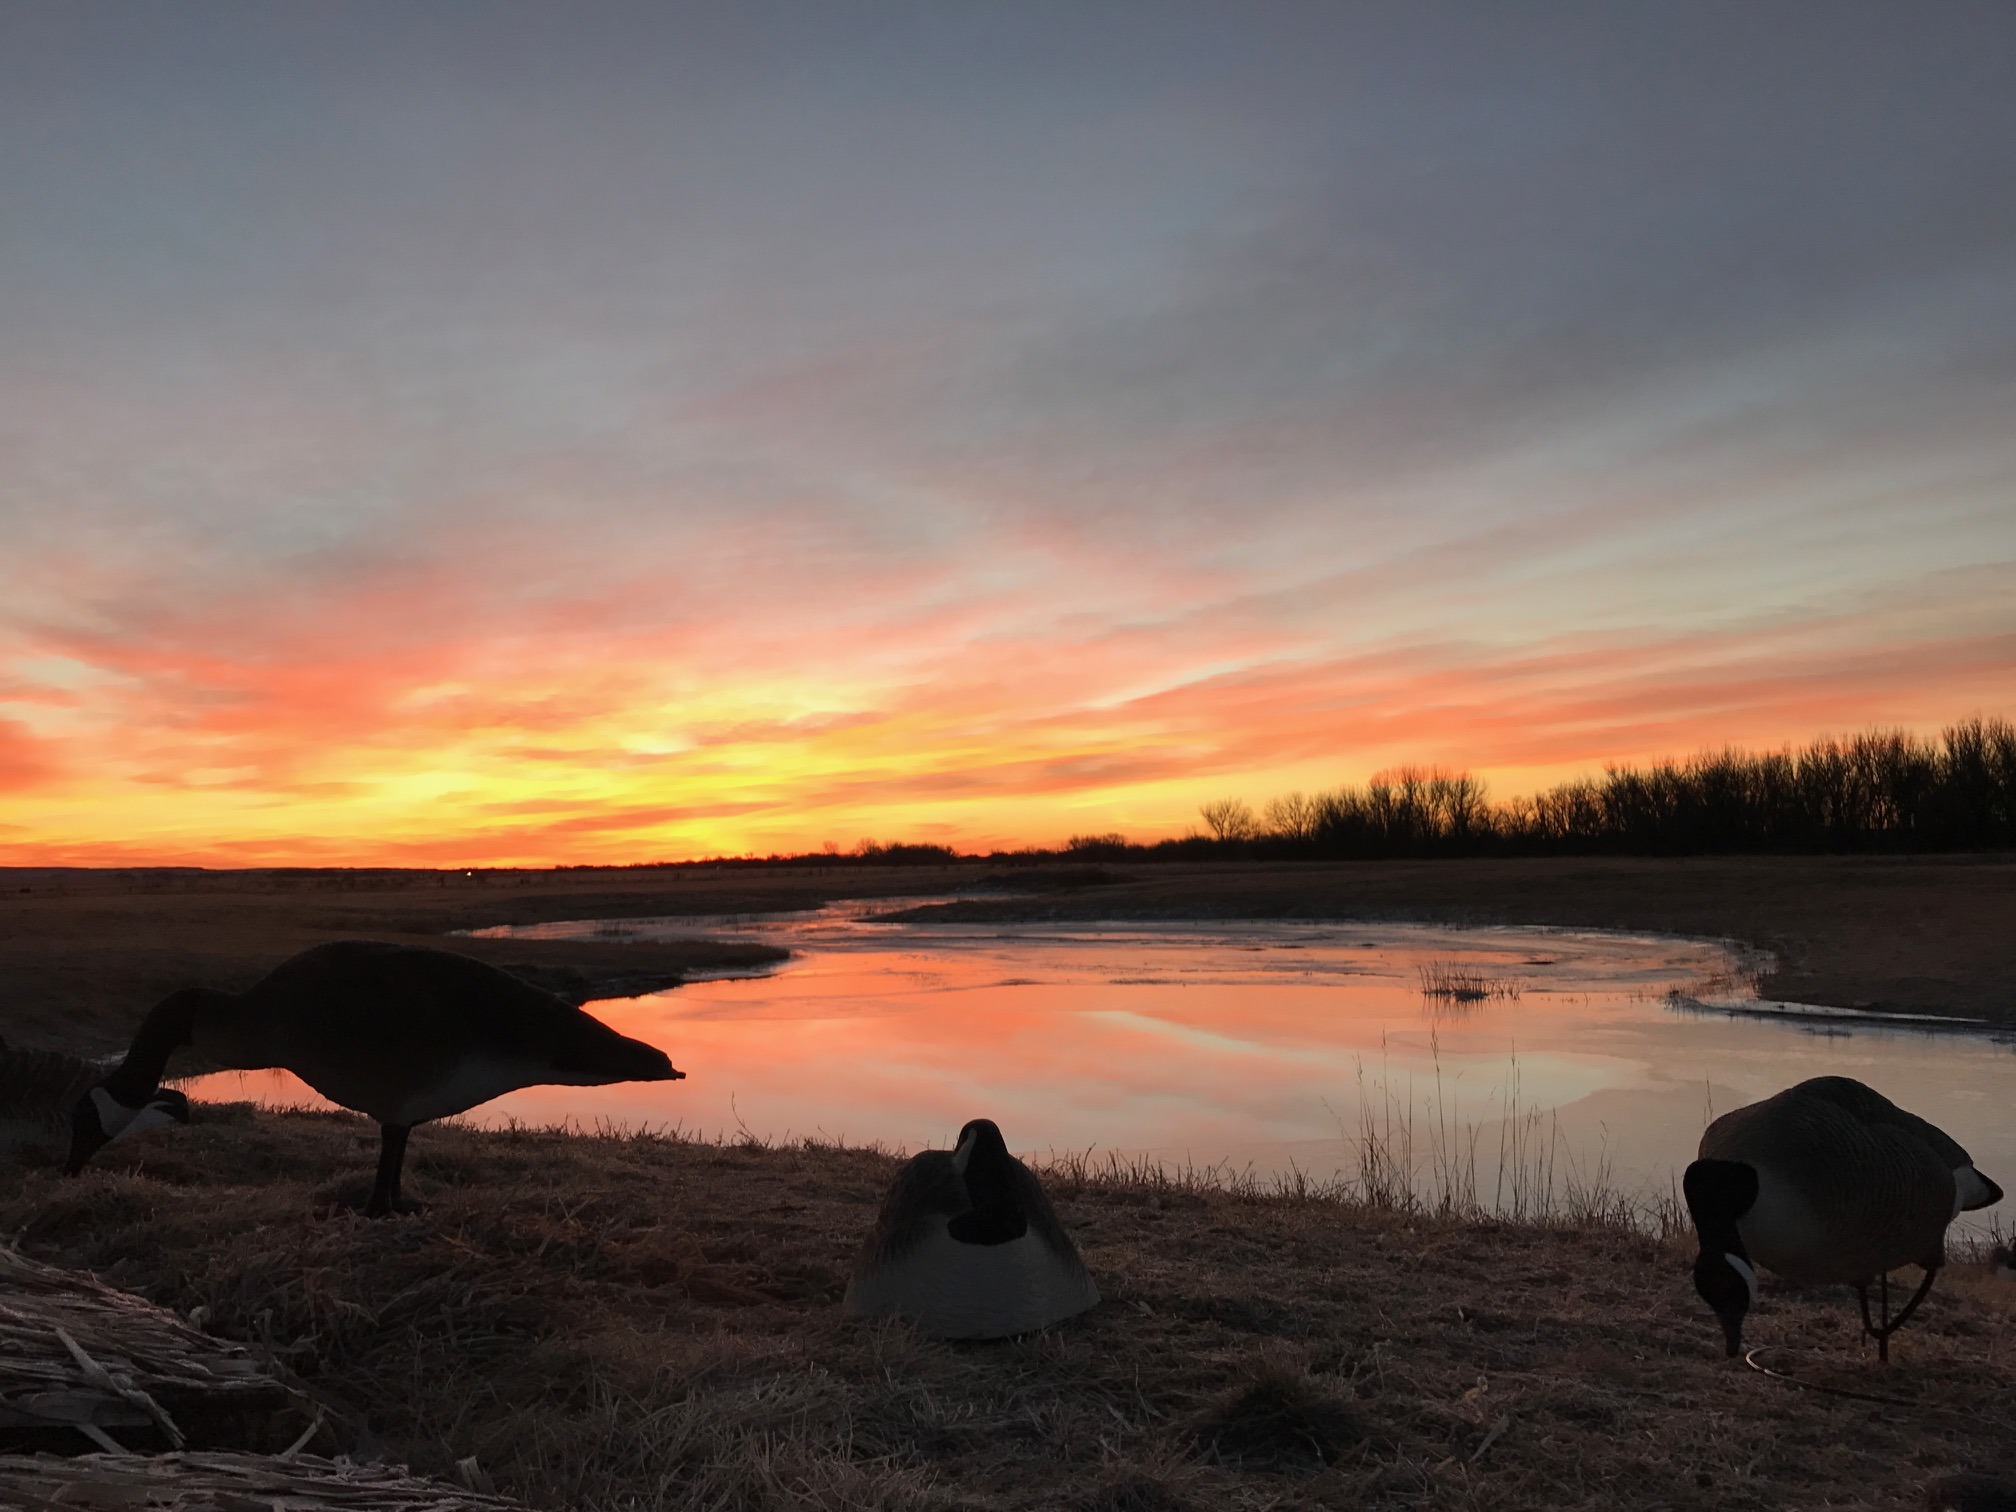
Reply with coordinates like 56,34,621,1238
1954,1166,1997,1217
90,1088,137,1138
950,1134,976,1176
1725,1253,1759,1307
91,1088,179,1143
121,1105,181,1140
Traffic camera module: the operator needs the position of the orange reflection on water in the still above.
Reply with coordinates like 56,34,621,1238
181,912,2016,1224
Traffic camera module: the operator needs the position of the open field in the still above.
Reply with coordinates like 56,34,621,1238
5,1112,2016,1511
3,854,2012,1058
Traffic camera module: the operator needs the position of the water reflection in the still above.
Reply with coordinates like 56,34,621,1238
181,903,2016,1227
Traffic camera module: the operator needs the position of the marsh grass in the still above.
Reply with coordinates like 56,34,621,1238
5,1108,2015,1510
1342,1046,1674,1240
1415,965,1521,1007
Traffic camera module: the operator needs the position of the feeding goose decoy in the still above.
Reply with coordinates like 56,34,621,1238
844,1118,1100,1339
1684,1076,2001,1361
66,940,683,1215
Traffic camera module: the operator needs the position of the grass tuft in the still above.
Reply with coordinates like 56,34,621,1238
1185,1356,1367,1473
1416,963,1521,1004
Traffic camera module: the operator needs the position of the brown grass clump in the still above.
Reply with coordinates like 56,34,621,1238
0,1450,531,1509
1067,1465,1205,1511
4,1107,2016,1509
1185,1354,1368,1472
1416,964,1521,1005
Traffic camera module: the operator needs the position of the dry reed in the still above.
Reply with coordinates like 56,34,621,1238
1415,965,1521,1006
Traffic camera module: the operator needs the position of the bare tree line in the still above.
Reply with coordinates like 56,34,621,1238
1169,719,2016,858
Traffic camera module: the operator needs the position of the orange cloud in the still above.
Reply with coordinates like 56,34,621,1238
4,412,2011,868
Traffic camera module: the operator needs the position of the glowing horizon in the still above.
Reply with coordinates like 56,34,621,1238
3,6,2012,868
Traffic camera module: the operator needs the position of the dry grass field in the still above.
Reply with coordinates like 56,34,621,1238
5,1111,2015,1511
4,856,2014,1508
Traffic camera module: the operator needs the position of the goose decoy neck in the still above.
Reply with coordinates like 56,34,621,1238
1684,1158,1760,1358
65,987,212,1174
951,1119,1010,1175
947,1119,1028,1246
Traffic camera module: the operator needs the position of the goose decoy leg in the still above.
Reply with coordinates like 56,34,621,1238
1857,1267,1940,1363
1878,1265,1941,1358
366,1124,414,1218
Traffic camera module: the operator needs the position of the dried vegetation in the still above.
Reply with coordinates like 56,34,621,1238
0,1246,296,1454
0,1450,530,1510
3,1108,2015,1509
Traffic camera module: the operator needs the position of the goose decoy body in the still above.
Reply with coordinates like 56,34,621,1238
844,1118,1100,1339
1684,1076,2001,1360
66,940,683,1215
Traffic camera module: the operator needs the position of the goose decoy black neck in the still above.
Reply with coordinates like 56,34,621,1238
947,1118,1029,1245
1684,1158,1760,1357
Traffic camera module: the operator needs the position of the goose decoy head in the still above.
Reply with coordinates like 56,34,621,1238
1683,1158,1761,1357
66,1085,191,1174
951,1118,1009,1174
947,1119,1029,1245
1693,1246,1759,1358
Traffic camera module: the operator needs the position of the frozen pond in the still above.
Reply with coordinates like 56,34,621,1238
181,901,2016,1229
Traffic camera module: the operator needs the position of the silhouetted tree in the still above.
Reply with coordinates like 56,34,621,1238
1263,791,1321,842
1199,798,1259,842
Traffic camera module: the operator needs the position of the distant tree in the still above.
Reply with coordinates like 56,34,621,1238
1199,798,1259,842
1263,791,1321,842
876,842,958,864
1066,832,1130,858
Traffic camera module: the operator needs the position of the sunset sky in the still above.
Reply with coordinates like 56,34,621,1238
3,4,2012,866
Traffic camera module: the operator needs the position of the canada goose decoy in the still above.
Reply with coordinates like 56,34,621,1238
66,940,683,1215
1684,1076,2001,1361
843,1118,1100,1339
